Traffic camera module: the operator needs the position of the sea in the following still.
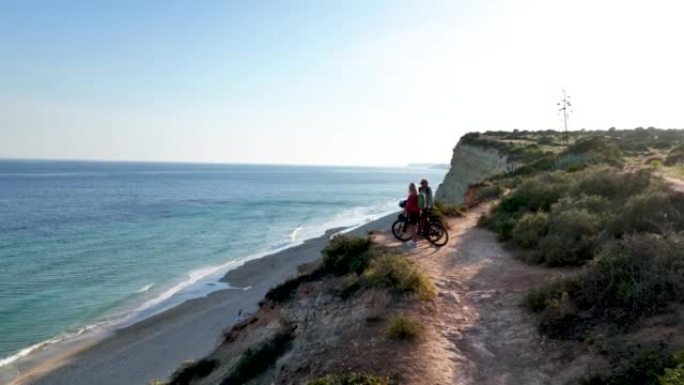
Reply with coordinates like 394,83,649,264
0,160,445,371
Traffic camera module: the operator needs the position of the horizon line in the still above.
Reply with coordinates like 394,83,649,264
0,156,448,170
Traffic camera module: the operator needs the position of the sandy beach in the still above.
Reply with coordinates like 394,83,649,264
11,213,397,385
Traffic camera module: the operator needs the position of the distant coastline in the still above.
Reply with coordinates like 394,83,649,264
406,163,450,170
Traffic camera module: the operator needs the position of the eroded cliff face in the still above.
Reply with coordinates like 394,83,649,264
436,142,521,204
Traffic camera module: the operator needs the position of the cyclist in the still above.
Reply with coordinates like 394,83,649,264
405,182,421,248
418,179,434,233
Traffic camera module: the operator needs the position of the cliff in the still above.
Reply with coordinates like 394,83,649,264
436,137,523,204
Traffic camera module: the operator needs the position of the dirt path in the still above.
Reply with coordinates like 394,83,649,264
383,205,580,385
663,175,684,194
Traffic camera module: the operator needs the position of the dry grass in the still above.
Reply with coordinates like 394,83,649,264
386,315,420,340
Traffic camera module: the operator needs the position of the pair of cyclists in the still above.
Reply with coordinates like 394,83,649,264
404,179,434,248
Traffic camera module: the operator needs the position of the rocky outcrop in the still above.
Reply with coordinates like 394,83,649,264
436,139,522,204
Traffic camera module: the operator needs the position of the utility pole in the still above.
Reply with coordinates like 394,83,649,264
557,90,571,146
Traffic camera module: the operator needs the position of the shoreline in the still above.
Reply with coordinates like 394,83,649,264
9,212,398,385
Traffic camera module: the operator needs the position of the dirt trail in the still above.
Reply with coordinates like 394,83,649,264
663,175,684,194
379,205,581,385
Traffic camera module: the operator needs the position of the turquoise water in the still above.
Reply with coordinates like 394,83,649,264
0,160,445,366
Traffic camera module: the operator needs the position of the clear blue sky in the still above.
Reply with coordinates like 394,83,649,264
2,0,684,165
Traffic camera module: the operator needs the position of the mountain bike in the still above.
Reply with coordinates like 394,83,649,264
391,202,449,247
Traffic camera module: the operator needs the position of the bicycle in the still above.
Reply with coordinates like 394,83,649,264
391,201,449,247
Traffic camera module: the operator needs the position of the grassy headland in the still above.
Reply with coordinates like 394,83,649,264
471,128,684,384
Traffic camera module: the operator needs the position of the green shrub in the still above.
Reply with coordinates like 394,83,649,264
552,194,611,214
168,359,218,385
487,173,568,240
499,175,568,213
607,188,680,236
564,136,623,166
511,211,548,249
363,254,435,300
579,345,675,385
322,236,373,275
509,154,559,177
386,315,420,340
526,234,684,335
554,154,590,172
220,328,295,385
572,167,651,201
490,167,671,266
660,353,684,385
264,266,326,304
308,373,391,385
538,208,602,266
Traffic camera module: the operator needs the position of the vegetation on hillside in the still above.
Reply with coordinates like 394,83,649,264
466,128,684,384
165,234,435,385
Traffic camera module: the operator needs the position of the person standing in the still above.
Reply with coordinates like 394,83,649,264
419,179,434,232
405,182,421,248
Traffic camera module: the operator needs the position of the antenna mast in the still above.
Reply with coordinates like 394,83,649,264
557,90,572,146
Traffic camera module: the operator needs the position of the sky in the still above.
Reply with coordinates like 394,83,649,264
2,0,684,166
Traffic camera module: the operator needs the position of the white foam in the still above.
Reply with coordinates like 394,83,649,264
0,319,112,368
136,283,154,293
290,226,304,241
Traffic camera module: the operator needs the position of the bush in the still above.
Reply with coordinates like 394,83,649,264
386,315,420,340
322,236,373,275
363,254,435,300
264,266,326,304
660,353,684,385
538,208,602,266
579,345,676,385
552,194,611,214
220,328,295,385
564,136,623,166
168,359,218,385
486,173,568,240
308,373,391,385
499,174,568,214
526,234,684,335
511,211,548,249
489,167,672,266
572,167,651,201
607,188,681,236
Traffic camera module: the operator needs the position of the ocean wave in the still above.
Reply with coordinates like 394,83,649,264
0,320,112,369
290,226,303,241
136,283,154,293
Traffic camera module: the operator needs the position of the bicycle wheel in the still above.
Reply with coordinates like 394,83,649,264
391,220,412,242
426,220,449,246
